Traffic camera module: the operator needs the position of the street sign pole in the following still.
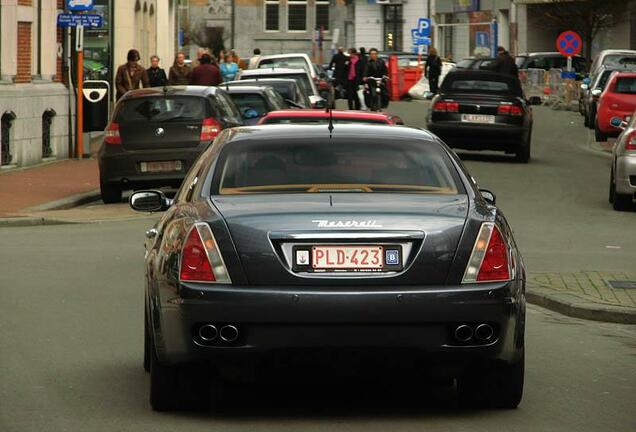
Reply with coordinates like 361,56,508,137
75,24,84,158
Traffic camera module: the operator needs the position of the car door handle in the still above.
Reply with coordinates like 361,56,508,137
146,228,159,239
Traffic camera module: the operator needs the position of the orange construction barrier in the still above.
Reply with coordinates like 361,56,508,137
387,55,423,101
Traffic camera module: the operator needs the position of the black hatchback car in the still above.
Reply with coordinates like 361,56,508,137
130,124,526,412
224,85,288,125
97,86,243,203
427,71,535,163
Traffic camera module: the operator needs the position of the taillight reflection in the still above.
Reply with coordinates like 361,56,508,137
200,117,222,141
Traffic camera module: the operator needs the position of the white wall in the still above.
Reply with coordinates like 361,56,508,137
354,0,382,50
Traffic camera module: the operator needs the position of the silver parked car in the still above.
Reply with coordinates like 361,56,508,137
609,113,636,210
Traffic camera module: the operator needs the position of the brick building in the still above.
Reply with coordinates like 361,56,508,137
0,0,69,168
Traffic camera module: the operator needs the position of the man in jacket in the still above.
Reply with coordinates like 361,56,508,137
147,55,167,87
168,52,192,85
115,49,150,100
363,48,389,109
189,54,222,86
329,47,348,98
490,46,519,76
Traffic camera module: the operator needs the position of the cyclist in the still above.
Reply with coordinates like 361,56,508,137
363,48,389,111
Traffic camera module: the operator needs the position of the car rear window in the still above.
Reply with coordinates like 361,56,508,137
213,139,461,195
603,55,636,68
259,57,309,72
449,79,510,92
455,59,474,69
262,117,389,125
614,77,636,94
229,93,270,116
116,96,207,122
244,73,313,97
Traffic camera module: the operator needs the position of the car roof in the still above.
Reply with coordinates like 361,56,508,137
241,68,308,75
224,85,274,94
518,52,584,58
263,109,392,120
120,85,219,100
220,124,435,145
599,49,636,56
258,53,310,60
229,78,296,85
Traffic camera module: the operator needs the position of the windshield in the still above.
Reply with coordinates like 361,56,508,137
614,77,636,94
213,140,460,195
116,96,207,122
603,55,636,68
229,93,270,117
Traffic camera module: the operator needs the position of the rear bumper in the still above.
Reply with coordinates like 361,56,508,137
151,280,526,368
616,154,636,195
97,145,205,189
427,121,528,151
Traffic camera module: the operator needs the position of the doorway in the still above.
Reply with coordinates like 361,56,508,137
383,5,403,51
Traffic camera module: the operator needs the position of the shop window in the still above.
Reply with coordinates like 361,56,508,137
42,109,56,158
288,0,307,32
1,111,16,166
265,0,280,31
316,1,329,31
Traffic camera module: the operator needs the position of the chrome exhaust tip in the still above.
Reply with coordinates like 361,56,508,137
220,325,239,342
198,324,218,342
475,323,494,341
454,324,473,343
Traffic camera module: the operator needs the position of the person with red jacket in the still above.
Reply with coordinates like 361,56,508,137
189,54,222,86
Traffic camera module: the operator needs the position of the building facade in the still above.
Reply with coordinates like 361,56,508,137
179,0,352,63
0,0,68,168
354,0,431,53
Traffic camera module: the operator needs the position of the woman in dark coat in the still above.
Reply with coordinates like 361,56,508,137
115,49,150,100
346,48,364,110
168,52,192,85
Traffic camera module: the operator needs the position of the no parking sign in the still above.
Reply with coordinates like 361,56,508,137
556,31,582,57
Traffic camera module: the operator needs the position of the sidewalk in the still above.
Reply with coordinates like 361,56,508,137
0,159,99,217
527,271,636,324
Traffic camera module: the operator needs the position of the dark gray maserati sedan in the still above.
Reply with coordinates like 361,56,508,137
130,124,526,412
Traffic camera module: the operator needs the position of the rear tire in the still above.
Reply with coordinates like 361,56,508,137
100,179,122,204
149,337,211,411
595,118,608,142
586,106,596,129
457,350,525,409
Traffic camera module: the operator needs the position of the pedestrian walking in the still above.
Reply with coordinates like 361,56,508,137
248,48,262,69
345,49,363,110
490,46,519,76
115,49,150,100
146,55,167,87
425,47,442,95
357,47,369,110
189,54,222,86
329,47,348,99
168,52,192,85
220,53,239,82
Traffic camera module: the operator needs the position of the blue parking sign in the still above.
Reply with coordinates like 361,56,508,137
417,18,431,38
67,0,94,12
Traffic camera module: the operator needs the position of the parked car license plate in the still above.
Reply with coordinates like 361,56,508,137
140,160,182,173
461,114,495,124
311,245,384,270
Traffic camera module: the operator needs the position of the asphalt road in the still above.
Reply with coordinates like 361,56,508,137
1,103,635,431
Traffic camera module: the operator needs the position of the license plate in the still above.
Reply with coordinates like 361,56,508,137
312,245,384,270
461,114,495,124
140,160,182,173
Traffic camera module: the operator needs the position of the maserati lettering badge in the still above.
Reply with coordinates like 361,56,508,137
155,127,165,137
311,220,383,228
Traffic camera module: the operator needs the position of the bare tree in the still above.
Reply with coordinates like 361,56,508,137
541,0,626,62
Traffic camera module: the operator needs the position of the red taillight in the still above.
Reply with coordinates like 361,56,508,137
200,117,221,141
179,223,232,284
625,131,636,150
104,122,121,145
433,101,459,112
462,223,511,283
497,104,523,116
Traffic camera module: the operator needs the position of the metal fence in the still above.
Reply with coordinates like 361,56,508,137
519,68,580,110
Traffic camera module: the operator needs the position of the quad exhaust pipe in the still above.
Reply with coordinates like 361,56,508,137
453,323,495,343
220,325,239,342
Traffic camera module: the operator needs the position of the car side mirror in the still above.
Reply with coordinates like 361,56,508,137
130,190,171,212
479,189,496,205
591,89,602,97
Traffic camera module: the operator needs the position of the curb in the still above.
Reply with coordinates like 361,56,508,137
527,284,636,324
0,216,76,227
23,189,102,212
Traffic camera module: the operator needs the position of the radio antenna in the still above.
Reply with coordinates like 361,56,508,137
327,106,334,138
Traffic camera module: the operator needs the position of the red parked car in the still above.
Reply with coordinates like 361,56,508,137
258,109,405,125
595,72,636,141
